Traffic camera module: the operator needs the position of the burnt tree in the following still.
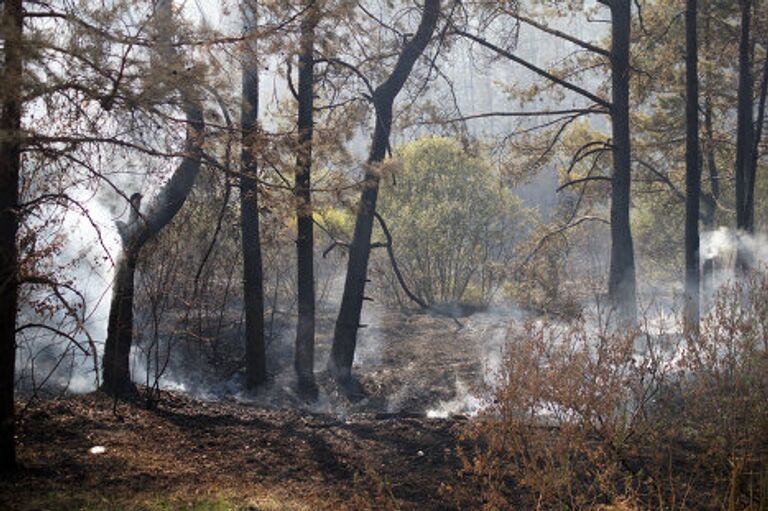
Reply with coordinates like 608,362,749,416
684,0,701,326
0,0,23,472
240,0,267,389
457,0,637,321
294,1,319,400
602,0,637,321
328,0,441,393
734,0,768,272
701,3,720,297
102,0,205,395
734,0,755,272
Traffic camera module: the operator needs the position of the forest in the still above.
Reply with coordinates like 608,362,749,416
1,0,767,509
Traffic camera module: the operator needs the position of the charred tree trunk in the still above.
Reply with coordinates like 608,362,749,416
684,0,701,327
605,0,637,321
102,1,205,395
0,0,23,473
294,2,319,400
103,102,204,395
103,255,138,394
103,194,142,395
747,42,768,229
701,6,720,297
329,0,441,394
241,0,267,389
735,0,754,272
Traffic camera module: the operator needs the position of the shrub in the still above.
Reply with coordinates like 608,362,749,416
462,274,768,510
374,136,532,307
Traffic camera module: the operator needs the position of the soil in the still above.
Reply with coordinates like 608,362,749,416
1,309,522,510
2,391,482,510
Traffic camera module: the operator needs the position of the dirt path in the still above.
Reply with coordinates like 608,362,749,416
1,391,482,510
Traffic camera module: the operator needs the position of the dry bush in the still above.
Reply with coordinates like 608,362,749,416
461,274,768,510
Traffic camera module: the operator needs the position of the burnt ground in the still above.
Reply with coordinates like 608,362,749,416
2,392,482,510
1,309,522,510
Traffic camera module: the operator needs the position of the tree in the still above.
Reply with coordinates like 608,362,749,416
293,0,319,400
735,0,755,272
455,0,638,321
0,0,23,473
603,0,637,322
329,0,441,395
735,0,768,270
240,0,267,390
684,0,701,327
701,0,724,296
376,136,529,307
102,0,205,395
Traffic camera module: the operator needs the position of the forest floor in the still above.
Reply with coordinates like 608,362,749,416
1,391,484,510
1,309,524,510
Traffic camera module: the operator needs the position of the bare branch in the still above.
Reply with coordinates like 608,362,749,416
557,175,612,192
454,29,612,109
510,12,610,57
373,213,463,329
16,323,90,356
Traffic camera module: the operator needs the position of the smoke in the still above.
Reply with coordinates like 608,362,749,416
15,151,183,395
16,186,121,395
426,379,486,418
701,227,768,266
699,227,768,296
425,308,520,418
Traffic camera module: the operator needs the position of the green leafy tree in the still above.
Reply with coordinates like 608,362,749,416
376,136,531,307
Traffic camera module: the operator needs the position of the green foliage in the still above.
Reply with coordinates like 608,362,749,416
631,193,684,280
315,208,355,243
375,136,532,306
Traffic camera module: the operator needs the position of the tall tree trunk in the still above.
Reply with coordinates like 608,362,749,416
294,2,319,400
606,0,637,321
701,5,719,297
103,195,141,395
103,257,138,394
746,41,768,230
329,0,441,395
0,0,23,473
102,1,205,395
735,0,754,272
241,0,267,389
684,0,701,327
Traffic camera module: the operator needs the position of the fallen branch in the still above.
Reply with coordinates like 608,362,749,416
374,212,463,329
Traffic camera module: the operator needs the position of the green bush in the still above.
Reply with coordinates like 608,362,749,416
374,136,532,307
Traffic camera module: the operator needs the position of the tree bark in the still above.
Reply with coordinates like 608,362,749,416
294,1,319,400
746,41,768,231
735,0,754,272
701,5,719,297
241,0,267,389
103,195,141,395
0,0,23,473
457,5,636,320
329,0,441,393
605,0,637,321
102,1,205,395
684,0,701,328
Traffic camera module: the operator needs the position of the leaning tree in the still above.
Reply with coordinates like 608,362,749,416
328,0,442,395
102,0,205,395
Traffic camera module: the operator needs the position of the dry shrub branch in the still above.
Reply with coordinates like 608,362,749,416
461,273,768,510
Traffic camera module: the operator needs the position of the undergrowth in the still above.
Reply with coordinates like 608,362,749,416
461,273,768,510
